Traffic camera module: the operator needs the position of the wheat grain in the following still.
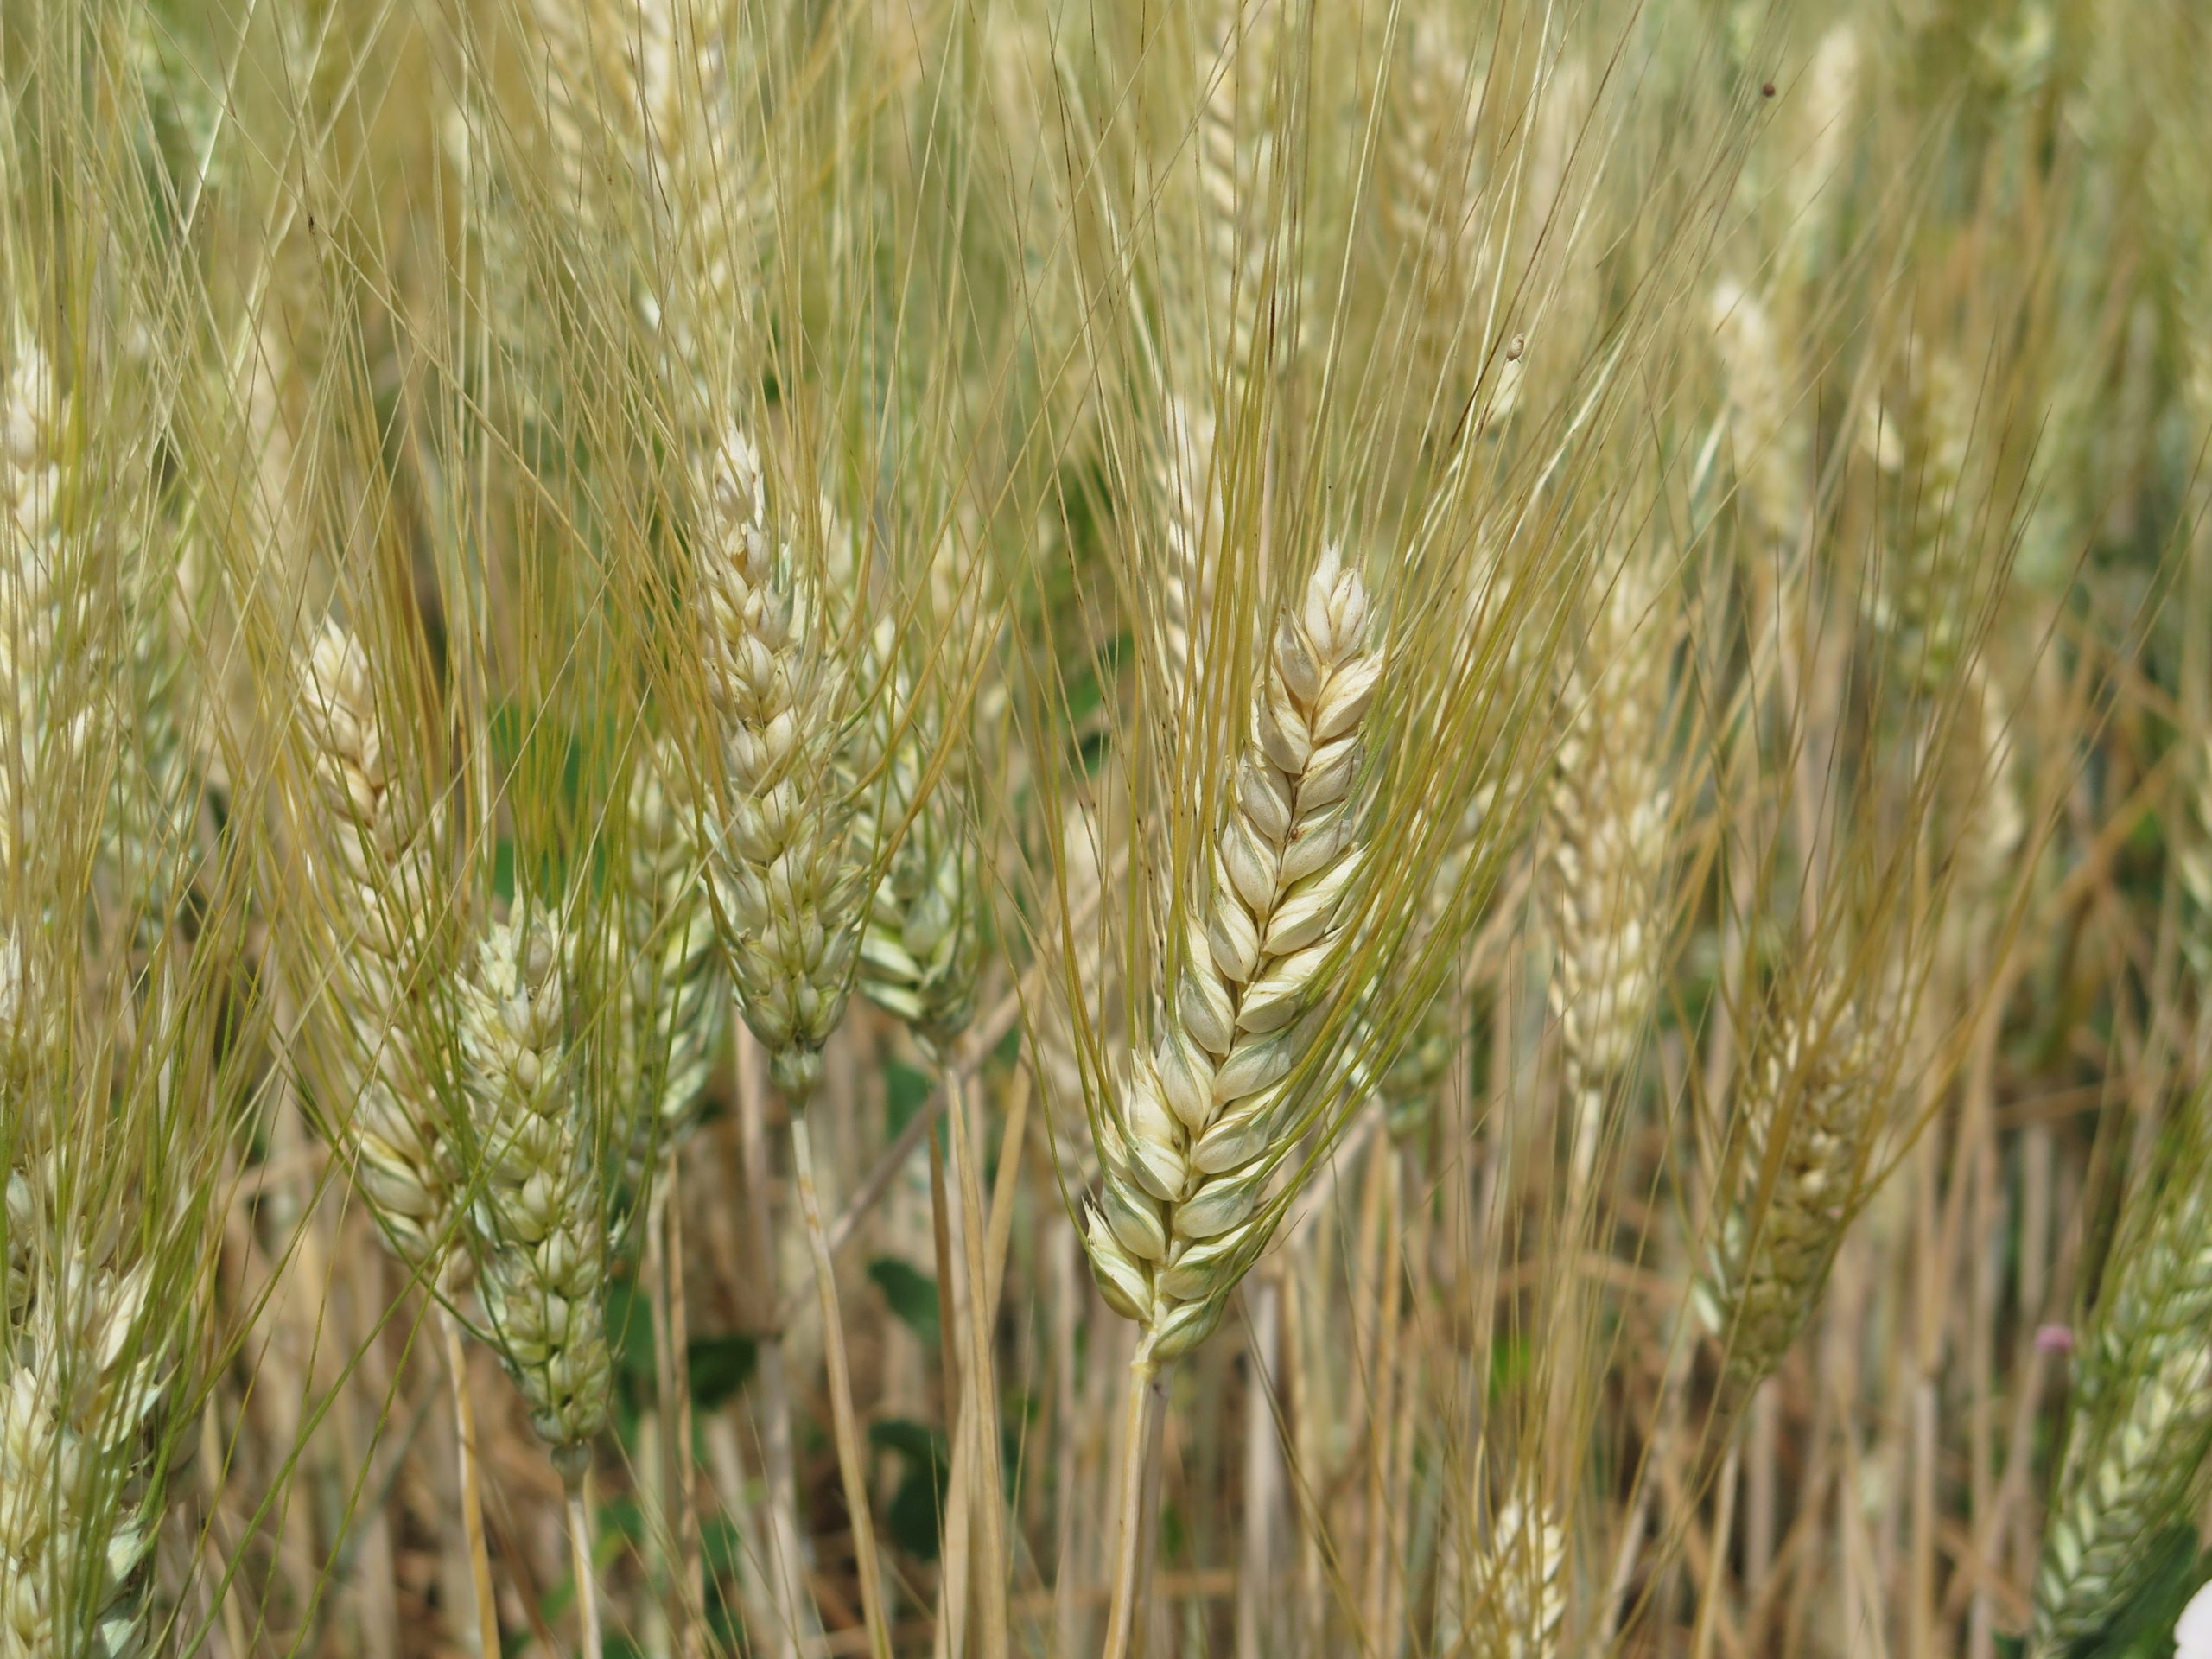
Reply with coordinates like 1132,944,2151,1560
459,896,613,1459
1083,547,1382,1363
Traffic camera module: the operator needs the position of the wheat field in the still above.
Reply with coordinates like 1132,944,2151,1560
3,0,2210,1655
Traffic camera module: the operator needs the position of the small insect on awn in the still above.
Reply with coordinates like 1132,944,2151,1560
2177,1579,2212,1659
1760,80,1777,98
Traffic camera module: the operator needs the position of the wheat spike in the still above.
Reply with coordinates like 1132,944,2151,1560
460,897,613,1459
616,740,728,1183
858,771,980,1056
1433,1497,1567,1659
1708,277,1803,548
694,425,869,1102
1154,393,1223,691
1862,347,1977,687
293,621,456,1274
1695,978,1888,1391
531,0,757,390
1547,551,1671,1096
1083,549,1382,1363
0,1262,168,1659
2028,1136,2212,1655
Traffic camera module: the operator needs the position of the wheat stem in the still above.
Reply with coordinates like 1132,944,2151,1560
734,1025,810,1659
1102,1342,1164,1659
789,1113,894,1659
946,1068,1010,1659
441,1304,500,1659
568,1469,601,1658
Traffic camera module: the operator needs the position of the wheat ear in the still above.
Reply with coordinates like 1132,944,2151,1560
2026,1119,2212,1655
695,425,868,1099
618,738,729,1183
459,897,613,1454
294,622,457,1274
1546,550,1672,1203
0,1260,168,1659
693,423,893,1659
458,895,613,1644
1433,1497,1567,1659
1694,975,1889,1401
1090,549,1381,1655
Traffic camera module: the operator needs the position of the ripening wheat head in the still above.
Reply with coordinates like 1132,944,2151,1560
458,893,613,1460
1081,546,1382,1363
2028,1099,2212,1655
289,620,459,1275
614,738,728,1184
1546,545,1675,1096
691,424,874,1101
855,649,982,1058
1695,964,1896,1396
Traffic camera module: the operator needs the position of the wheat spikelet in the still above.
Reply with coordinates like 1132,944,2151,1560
2177,733,2212,997
1863,346,1978,687
531,0,757,389
0,1261,168,1659
1695,976,1889,1391
857,747,980,1056
615,739,728,1184
1082,549,1382,1363
1154,394,1223,690
2027,1128,2212,1654
1433,1498,1567,1659
1,339,97,874
693,424,869,1102
1708,278,1804,547
459,897,613,1459
292,621,456,1274
1546,552,1671,1101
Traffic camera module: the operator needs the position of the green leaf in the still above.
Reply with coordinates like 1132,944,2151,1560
687,1334,758,1412
870,1417,952,1560
868,1257,941,1345
886,1062,933,1138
